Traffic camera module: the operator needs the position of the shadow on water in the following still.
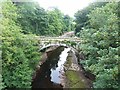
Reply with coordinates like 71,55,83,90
32,46,69,89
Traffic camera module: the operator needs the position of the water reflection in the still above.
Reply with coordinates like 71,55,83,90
32,47,70,88
51,48,70,83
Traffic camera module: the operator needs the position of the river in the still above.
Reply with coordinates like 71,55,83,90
32,46,93,89
32,47,71,89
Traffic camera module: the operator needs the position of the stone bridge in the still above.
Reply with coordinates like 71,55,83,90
35,36,81,52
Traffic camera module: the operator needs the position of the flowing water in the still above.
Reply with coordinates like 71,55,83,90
32,47,71,88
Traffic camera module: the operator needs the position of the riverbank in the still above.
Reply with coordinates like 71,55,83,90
62,50,93,88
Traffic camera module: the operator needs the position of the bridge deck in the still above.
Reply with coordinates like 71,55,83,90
36,36,81,42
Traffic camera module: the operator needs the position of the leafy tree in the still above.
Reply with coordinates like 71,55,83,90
0,75,5,89
47,8,74,36
14,2,73,36
63,15,74,33
74,2,107,36
47,8,65,36
79,2,119,88
1,0,40,88
14,2,49,35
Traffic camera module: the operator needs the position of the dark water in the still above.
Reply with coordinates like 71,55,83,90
32,47,70,89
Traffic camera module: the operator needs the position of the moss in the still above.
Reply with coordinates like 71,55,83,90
64,52,86,88
66,70,86,88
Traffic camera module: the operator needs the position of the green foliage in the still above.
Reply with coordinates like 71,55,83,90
14,2,74,36
1,1,40,88
47,8,63,35
0,74,5,90
14,2,49,35
79,2,119,88
46,8,74,36
63,15,75,32
74,2,107,36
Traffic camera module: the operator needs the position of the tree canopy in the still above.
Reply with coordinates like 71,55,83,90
1,1,40,88
79,2,119,88
74,2,108,36
13,2,74,36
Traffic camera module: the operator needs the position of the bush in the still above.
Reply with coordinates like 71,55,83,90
1,1,40,88
80,2,119,88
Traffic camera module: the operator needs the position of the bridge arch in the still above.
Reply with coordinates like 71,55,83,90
37,36,81,51
39,43,68,52
39,41,80,52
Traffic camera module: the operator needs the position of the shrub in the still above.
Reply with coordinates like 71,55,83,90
80,2,119,88
1,1,40,88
